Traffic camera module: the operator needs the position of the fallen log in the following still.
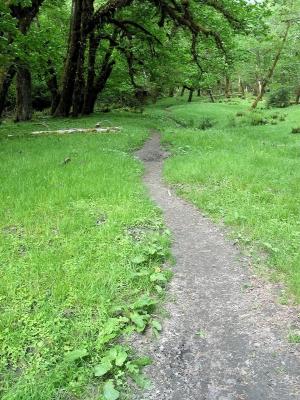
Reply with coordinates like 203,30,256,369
31,127,121,136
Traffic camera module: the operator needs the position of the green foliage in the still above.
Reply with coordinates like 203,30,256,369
267,88,291,108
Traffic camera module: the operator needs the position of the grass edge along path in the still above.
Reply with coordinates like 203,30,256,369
158,97,300,304
0,112,171,400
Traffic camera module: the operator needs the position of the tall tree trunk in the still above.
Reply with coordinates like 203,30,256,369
72,0,94,116
82,33,116,115
180,87,185,96
15,65,32,122
188,89,194,102
225,75,231,98
252,22,291,109
238,77,245,98
295,86,300,104
82,59,115,115
46,62,60,115
82,31,100,115
54,0,83,117
0,65,16,118
0,1,45,120
197,88,201,97
208,89,215,103
169,87,175,97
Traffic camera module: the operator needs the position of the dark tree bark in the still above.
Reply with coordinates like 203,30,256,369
46,62,60,115
238,77,245,98
72,0,94,116
180,87,186,96
15,65,32,122
82,43,115,115
224,75,231,98
208,89,215,103
295,86,300,104
0,65,16,118
0,1,45,120
82,31,100,114
82,61,115,115
169,87,175,97
54,0,83,117
188,89,194,102
197,88,201,97
10,0,45,34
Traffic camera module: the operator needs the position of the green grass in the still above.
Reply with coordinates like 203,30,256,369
1,96,300,398
159,97,300,301
0,112,170,399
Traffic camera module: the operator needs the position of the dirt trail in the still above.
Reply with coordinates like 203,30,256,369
134,133,300,400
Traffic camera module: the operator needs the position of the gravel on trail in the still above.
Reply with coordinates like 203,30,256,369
134,133,300,400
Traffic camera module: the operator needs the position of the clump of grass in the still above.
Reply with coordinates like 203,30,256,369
288,330,300,344
198,117,215,130
248,112,269,126
291,127,300,134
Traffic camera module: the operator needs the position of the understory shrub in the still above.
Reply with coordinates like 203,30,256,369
267,88,290,108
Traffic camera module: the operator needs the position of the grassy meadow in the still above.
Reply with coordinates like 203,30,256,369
1,96,300,399
0,112,170,399
158,97,300,301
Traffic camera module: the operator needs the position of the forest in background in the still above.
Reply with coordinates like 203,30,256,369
0,0,300,122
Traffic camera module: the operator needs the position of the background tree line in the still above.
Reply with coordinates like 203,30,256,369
0,0,299,122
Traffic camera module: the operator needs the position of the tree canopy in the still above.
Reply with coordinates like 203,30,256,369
0,0,299,120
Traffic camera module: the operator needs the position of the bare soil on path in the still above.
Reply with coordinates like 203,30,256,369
134,133,300,400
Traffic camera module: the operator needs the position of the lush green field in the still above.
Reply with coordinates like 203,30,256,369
159,97,300,301
0,113,170,399
1,96,300,399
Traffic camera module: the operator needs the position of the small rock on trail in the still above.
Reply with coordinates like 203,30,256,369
134,133,300,400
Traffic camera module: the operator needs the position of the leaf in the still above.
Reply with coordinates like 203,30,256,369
131,373,152,389
103,380,120,400
151,320,162,332
133,356,152,367
132,295,157,310
64,348,88,362
130,312,146,331
94,360,113,377
150,272,167,283
115,348,128,367
132,255,147,265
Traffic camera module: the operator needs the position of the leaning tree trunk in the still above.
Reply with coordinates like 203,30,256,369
15,65,32,122
252,22,291,109
0,65,16,118
180,87,186,96
82,59,115,115
54,0,83,117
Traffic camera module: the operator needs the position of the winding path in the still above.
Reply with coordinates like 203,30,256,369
135,133,300,400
